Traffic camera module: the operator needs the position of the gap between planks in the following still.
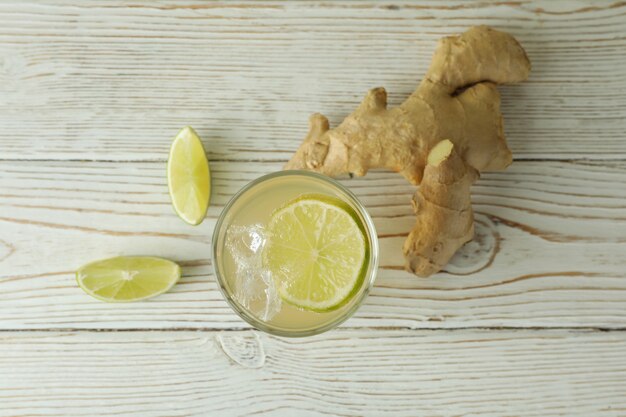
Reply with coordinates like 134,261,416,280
2,157,626,164
1,326,625,333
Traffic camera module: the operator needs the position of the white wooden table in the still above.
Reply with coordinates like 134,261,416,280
1,1,625,416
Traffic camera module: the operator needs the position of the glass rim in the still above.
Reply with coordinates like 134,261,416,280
211,169,379,337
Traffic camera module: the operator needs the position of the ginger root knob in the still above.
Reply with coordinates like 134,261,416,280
403,140,478,277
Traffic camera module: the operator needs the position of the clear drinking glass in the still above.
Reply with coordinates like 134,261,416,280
212,170,379,337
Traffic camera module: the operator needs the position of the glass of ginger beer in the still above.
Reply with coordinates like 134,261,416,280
212,170,379,337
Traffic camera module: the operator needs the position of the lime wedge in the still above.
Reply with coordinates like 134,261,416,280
263,194,368,312
76,256,181,302
167,126,210,225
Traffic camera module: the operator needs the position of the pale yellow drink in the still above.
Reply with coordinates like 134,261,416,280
213,171,378,337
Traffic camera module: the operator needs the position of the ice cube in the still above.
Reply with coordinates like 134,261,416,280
225,224,281,321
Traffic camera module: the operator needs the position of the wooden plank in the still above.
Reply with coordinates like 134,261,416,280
0,329,625,416
0,159,624,329
0,0,624,161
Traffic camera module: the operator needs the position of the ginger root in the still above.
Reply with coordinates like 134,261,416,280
285,26,531,276
403,140,478,276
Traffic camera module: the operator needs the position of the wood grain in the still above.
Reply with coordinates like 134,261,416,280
1,329,625,416
0,1,624,161
1,159,623,329
1,2,625,415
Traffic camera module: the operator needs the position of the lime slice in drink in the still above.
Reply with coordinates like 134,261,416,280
167,126,211,225
264,194,368,312
76,256,181,302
